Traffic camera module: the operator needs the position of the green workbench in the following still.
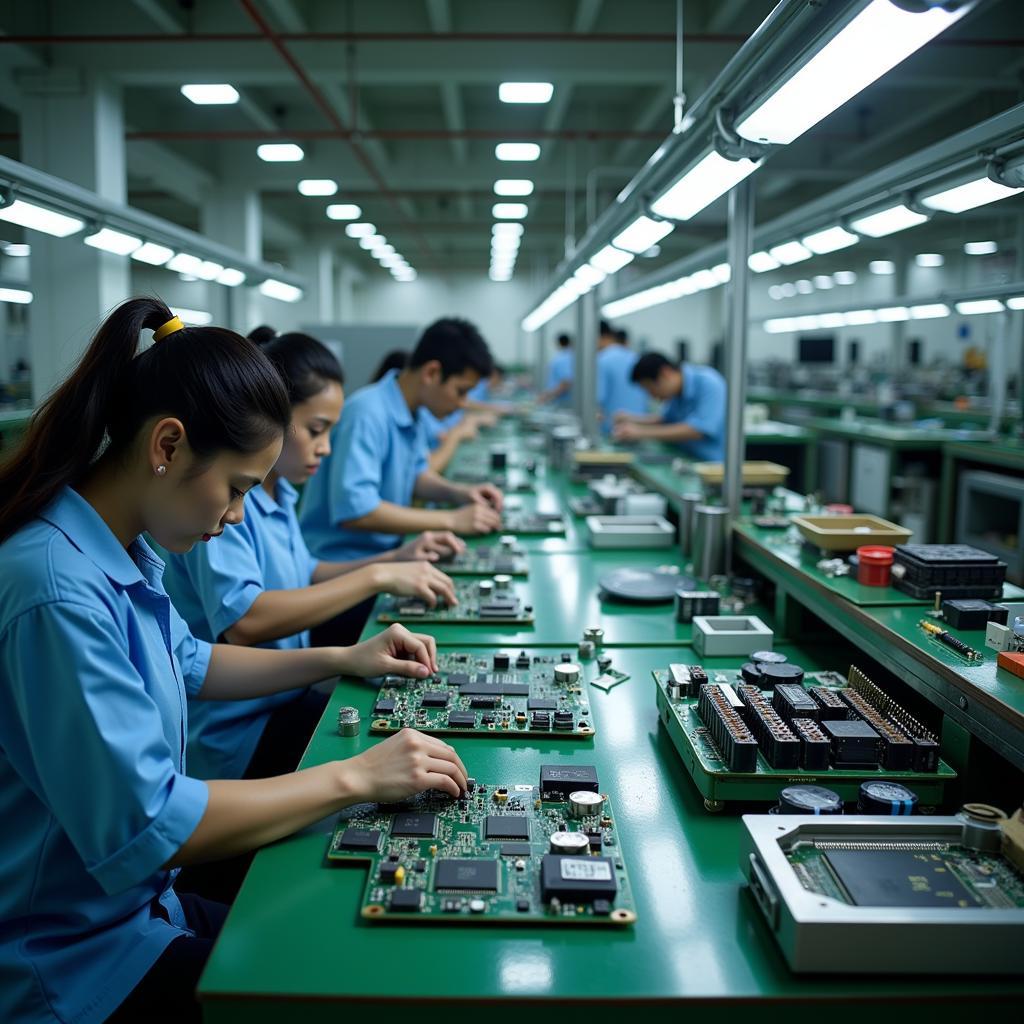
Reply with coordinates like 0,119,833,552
938,438,1024,545
198,645,1024,1020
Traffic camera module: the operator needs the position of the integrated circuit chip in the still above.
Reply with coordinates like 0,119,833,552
391,812,438,838
433,858,500,892
540,764,599,799
824,850,983,909
336,827,381,851
447,711,476,728
388,888,423,912
372,699,396,716
485,815,530,840
540,854,618,902
420,691,449,709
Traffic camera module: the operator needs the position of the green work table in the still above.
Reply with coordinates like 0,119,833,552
804,416,992,447
938,437,1024,546
198,646,1023,1020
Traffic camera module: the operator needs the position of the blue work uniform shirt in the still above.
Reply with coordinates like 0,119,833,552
299,369,429,561
0,487,211,1024
545,350,573,406
597,344,648,431
163,478,318,780
662,362,727,462
420,407,464,450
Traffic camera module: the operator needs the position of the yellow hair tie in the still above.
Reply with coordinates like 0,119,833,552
152,315,185,343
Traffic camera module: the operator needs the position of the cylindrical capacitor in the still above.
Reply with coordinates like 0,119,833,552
674,587,696,624
584,626,604,646
758,663,805,690
957,803,1008,853
493,574,511,591
337,706,361,737
678,492,703,557
772,785,843,815
596,654,612,672
554,662,581,686
569,790,606,818
578,640,595,659
550,830,590,854
740,662,764,685
857,781,918,815
692,505,729,580
499,534,517,550
752,650,787,666
478,579,494,597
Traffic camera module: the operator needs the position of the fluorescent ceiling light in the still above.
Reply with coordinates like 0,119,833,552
711,263,731,284
651,150,761,221
813,275,834,289
0,286,32,304
851,204,928,237
491,238,520,254
911,303,950,319
795,279,814,295
345,222,376,238
379,255,401,268
256,143,304,162
736,0,968,146
768,285,784,300
844,309,878,326
195,260,223,281
574,264,606,288
765,317,798,334
181,83,239,105
964,240,998,255
499,82,553,104
779,282,798,298
171,306,213,325
869,260,895,275
130,241,174,266
393,270,417,282
216,267,246,286
1006,296,1024,310
0,199,84,237
327,203,362,220
375,243,395,257
915,253,944,267
2,242,29,256
922,176,1022,214
493,202,528,219
690,268,718,290
590,244,634,276
496,142,540,161
494,179,534,196
833,270,857,285
359,234,385,250
769,240,812,266
802,225,859,254
748,250,780,273
166,252,204,275
877,305,910,322
819,312,846,328
493,222,524,237
84,227,141,255
298,179,338,196
794,315,821,330
489,268,513,281
956,299,1005,315
612,215,673,254
259,278,303,302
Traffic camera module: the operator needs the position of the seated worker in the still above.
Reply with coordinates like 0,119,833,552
300,316,504,567
371,348,409,382
613,351,726,462
597,320,648,432
539,332,573,406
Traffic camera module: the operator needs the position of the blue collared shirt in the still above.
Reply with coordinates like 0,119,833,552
0,488,211,1024
545,350,573,406
299,369,429,561
163,478,318,780
420,407,464,450
662,362,727,461
597,345,648,431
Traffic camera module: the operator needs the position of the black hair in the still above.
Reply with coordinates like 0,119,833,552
372,349,409,382
0,297,290,543
615,328,629,344
409,317,493,380
247,324,278,346
631,351,673,384
556,333,572,348
253,329,345,406
599,320,614,337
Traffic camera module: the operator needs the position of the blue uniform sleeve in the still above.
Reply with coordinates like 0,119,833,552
0,601,209,895
413,419,429,478
330,407,389,523
685,371,727,439
596,354,610,409
168,594,213,696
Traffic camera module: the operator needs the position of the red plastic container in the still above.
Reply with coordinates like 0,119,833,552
857,545,895,587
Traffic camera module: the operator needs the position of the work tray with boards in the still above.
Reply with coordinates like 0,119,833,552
376,578,534,625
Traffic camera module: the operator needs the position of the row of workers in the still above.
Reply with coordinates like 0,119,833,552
540,320,727,463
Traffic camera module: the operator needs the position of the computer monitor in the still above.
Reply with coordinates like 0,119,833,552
797,335,835,364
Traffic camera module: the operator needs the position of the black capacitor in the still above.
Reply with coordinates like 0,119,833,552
857,780,919,815
493,652,510,671
758,662,805,689
740,662,764,685
773,784,843,815
752,650,787,665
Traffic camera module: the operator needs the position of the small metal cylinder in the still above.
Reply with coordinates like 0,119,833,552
478,579,494,597
550,830,590,854
554,662,581,686
499,534,516,550
493,574,511,591
569,790,605,818
691,505,729,580
337,706,360,737
583,626,604,646
578,639,595,659
678,492,703,557
957,803,1007,852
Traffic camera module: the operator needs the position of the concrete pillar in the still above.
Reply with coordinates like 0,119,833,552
21,71,129,403
200,186,262,333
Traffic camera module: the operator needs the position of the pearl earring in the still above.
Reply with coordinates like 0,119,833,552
156,465,167,476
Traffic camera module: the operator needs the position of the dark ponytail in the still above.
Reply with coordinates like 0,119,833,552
0,296,291,543
251,328,345,406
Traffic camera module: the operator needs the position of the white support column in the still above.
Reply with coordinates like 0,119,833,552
200,186,262,333
21,71,128,403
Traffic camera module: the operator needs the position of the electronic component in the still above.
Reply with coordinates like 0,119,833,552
674,589,721,624
697,684,759,772
986,620,1013,652
437,547,528,577
668,663,705,699
941,599,1008,630
336,828,382,851
808,686,847,720
540,764,599,799
821,719,880,768
502,510,567,536
838,689,915,770
549,831,590,854
892,543,1007,600
554,663,580,686
742,689,800,768
388,888,423,912
919,619,983,663
540,855,618,902
434,859,499,892
856,780,918,815
391,812,438,838
337,706,360,736
772,682,819,723
569,791,605,818
446,711,476,728
377,580,534,625
372,698,396,716
758,662,805,689
791,719,832,771
692,615,773,657
772,784,842,815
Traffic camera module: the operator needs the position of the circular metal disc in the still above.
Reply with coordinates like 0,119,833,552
598,567,697,603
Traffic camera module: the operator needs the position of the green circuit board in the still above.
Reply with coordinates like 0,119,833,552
654,664,956,810
501,510,567,536
435,544,528,577
376,579,534,624
447,468,537,493
327,774,637,926
367,650,595,738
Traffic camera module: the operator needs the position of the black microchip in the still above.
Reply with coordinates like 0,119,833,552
530,712,551,730
336,827,381,851
540,854,617,902
516,899,530,912
553,712,574,730
447,711,476,728
420,691,449,708
495,559,517,574
493,653,510,670
449,672,470,687
515,654,531,669
372,698,396,716
485,815,530,840
500,842,532,856
379,862,400,883
388,888,423,912
593,898,612,916
470,696,499,709
824,850,982,908
459,679,530,697
528,698,558,711
414,859,426,872
434,858,499,892
391,812,438,838
540,764,599,799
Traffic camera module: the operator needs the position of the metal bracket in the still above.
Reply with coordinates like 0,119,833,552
714,107,772,163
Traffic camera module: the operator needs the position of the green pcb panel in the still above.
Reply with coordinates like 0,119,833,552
653,662,956,810
436,543,528,577
502,510,567,536
377,579,535,625
327,771,637,926
368,649,595,739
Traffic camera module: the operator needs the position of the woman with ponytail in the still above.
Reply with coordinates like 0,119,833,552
0,299,468,1024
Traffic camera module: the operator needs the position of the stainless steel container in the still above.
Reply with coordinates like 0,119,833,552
678,491,703,557
691,505,729,579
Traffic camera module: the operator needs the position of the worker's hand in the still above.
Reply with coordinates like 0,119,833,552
392,530,465,562
451,417,479,442
613,421,643,443
468,482,505,513
471,411,499,428
375,561,457,608
449,501,502,535
343,728,469,803
613,410,634,424
341,623,438,679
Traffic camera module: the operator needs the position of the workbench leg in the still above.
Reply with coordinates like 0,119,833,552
773,587,803,641
937,447,954,542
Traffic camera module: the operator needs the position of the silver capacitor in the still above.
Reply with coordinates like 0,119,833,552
957,803,1007,853
583,626,604,647
569,790,605,818
478,579,494,597
550,830,590,854
554,662,581,686
493,574,512,591
578,639,596,659
499,534,517,550
337,706,360,737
